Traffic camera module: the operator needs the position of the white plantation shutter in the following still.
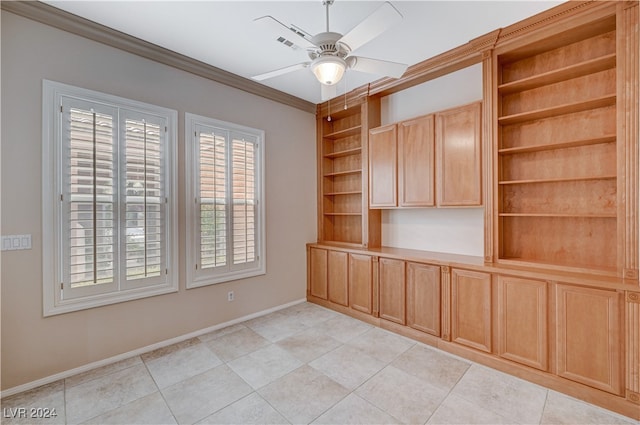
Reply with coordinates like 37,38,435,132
186,114,265,288
63,99,118,298
43,80,178,315
122,113,166,287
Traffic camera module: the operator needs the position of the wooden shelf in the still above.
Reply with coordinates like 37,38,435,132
324,169,362,177
324,147,362,158
499,213,616,218
323,212,362,216
324,191,362,196
499,134,616,155
499,54,616,94
498,94,616,126
499,175,616,185
324,125,361,140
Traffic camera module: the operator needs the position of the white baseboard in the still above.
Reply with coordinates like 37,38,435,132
1,298,306,398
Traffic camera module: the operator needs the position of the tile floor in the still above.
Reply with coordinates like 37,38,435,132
2,302,637,425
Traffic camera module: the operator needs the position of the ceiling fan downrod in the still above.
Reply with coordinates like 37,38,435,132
323,0,334,33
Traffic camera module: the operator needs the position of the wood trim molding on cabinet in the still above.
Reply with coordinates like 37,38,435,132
0,1,316,113
626,291,640,404
619,1,639,280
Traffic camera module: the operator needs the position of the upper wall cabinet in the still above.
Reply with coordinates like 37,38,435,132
436,102,482,206
368,102,480,209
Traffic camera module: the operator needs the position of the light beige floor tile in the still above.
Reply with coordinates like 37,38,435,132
227,344,303,389
276,327,342,363
426,394,515,424
1,381,65,425
312,315,373,343
245,312,309,342
356,365,447,424
309,344,387,390
450,364,548,424
197,392,289,425
142,338,222,389
65,356,143,388
312,393,400,425
65,364,157,424
81,392,176,425
391,344,470,391
259,365,350,424
279,302,339,327
204,326,270,362
161,364,252,425
198,323,247,343
346,327,415,363
541,390,637,425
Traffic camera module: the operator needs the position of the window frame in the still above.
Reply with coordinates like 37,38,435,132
42,80,178,316
185,112,266,289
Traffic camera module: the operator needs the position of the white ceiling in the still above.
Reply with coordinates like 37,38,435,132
44,0,563,104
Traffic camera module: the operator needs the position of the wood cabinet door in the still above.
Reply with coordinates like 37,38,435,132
556,284,622,394
349,253,373,314
406,262,440,336
327,250,348,307
309,247,328,299
369,124,397,208
398,115,435,207
497,276,548,371
379,258,406,324
451,268,492,352
435,102,482,206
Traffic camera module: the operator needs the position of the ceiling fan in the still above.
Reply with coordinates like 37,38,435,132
252,0,409,101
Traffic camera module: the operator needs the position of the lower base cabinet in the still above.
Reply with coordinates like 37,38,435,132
406,262,441,336
497,276,548,371
309,247,328,299
379,258,406,324
451,268,492,353
349,253,373,314
556,284,623,395
328,250,348,306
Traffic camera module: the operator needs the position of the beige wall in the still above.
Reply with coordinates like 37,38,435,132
0,11,317,390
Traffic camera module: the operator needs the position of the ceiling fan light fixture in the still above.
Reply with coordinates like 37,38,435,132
311,55,346,86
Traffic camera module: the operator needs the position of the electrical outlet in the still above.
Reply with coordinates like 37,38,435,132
227,291,234,302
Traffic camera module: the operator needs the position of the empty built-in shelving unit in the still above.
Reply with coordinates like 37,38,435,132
317,96,381,247
496,16,619,273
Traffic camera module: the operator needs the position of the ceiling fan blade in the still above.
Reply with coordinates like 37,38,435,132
337,2,402,53
347,56,408,78
321,84,337,101
251,63,310,81
254,15,317,50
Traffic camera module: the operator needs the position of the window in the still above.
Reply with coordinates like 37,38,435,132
42,80,178,316
185,113,265,288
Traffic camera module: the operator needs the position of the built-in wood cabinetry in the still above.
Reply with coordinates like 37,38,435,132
496,275,548,371
327,250,348,306
556,284,622,395
436,102,482,206
406,262,440,336
368,103,480,209
349,253,374,315
308,247,328,300
311,1,639,420
368,124,397,208
451,268,492,353
317,96,381,247
399,116,436,207
378,257,406,324
494,14,627,275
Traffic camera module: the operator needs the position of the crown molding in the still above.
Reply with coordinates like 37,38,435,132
1,0,316,114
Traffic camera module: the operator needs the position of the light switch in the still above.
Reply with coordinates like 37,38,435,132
1,234,33,251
